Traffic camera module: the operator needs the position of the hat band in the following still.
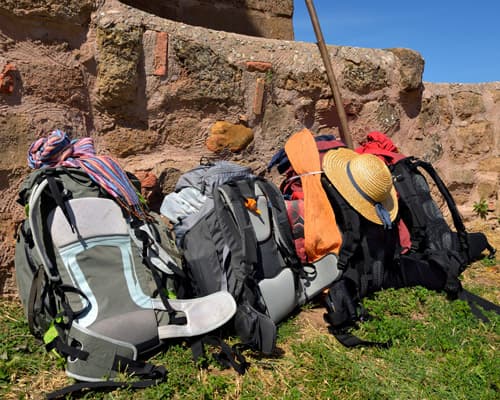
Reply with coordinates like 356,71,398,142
346,161,392,228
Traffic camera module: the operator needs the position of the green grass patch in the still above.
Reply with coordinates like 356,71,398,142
1,285,498,399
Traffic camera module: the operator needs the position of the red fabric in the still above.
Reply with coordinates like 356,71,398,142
355,131,406,165
285,199,307,263
398,218,412,254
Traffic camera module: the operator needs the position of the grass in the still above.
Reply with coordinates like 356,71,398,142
1,257,498,400
2,213,500,399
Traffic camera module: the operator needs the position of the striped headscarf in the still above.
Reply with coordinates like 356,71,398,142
28,130,146,219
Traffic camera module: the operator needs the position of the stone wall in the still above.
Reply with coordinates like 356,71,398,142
0,0,498,297
119,0,294,39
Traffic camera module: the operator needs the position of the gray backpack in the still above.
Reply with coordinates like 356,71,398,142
161,161,317,354
15,167,236,398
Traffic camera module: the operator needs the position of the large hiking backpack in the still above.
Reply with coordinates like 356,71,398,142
275,131,499,347
357,132,496,294
322,138,499,345
161,161,302,354
15,165,237,398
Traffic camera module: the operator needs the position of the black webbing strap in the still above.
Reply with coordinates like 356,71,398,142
45,355,167,400
113,355,167,378
46,380,161,400
191,336,249,375
458,289,500,323
52,284,92,329
323,280,391,349
27,266,47,336
426,249,464,295
45,174,77,234
321,175,360,270
329,329,392,349
45,336,89,361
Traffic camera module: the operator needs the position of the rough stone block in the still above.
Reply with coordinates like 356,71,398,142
206,121,254,152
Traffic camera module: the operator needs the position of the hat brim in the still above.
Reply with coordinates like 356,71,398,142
322,148,398,225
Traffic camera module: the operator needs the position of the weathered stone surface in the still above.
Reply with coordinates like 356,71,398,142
342,60,388,95
387,48,424,92
246,61,273,73
451,91,486,120
0,0,498,296
453,121,494,158
172,38,244,104
119,0,293,39
206,121,254,152
0,0,94,24
419,95,453,129
478,157,500,173
491,89,500,104
375,101,400,133
99,128,162,158
134,169,162,211
95,24,143,117
0,63,16,93
0,113,33,170
22,62,86,107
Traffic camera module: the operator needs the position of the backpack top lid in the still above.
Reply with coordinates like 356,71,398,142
322,147,398,227
27,129,147,219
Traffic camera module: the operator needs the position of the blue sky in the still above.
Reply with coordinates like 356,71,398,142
293,1,499,83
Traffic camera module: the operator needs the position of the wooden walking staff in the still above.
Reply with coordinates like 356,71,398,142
305,0,353,149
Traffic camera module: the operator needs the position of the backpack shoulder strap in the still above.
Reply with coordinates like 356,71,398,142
410,158,468,250
27,177,60,281
213,180,258,297
321,175,361,270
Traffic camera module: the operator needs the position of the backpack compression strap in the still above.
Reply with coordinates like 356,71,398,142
457,289,500,322
134,229,187,325
46,358,167,400
190,336,249,375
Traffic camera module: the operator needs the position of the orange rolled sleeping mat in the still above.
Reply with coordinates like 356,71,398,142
284,128,342,262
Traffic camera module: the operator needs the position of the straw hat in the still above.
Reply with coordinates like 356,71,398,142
322,148,398,225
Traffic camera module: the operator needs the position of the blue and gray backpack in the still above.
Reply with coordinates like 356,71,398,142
161,160,330,354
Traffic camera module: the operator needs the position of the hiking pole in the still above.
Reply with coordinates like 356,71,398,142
304,0,353,149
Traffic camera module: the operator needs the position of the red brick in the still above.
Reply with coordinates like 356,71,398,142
246,61,272,73
153,32,168,76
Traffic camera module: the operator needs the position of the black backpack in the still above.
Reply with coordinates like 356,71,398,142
161,161,302,354
389,157,497,316
321,155,499,347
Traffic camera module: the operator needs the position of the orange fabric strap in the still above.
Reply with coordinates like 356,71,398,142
284,128,342,261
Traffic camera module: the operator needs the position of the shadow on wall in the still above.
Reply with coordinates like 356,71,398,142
119,0,266,38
